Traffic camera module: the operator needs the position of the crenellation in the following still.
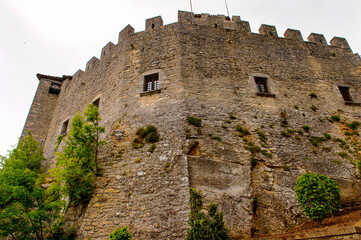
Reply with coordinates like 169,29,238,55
307,33,328,45
284,28,303,42
259,24,278,37
73,69,84,81
118,24,134,45
85,56,99,72
145,16,163,31
178,10,194,24
330,36,351,51
101,42,116,59
231,16,241,22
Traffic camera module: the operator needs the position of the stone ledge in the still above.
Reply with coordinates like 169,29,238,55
140,89,161,96
256,92,276,98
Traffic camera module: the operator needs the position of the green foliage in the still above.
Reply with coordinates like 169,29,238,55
229,115,237,120
295,173,340,221
0,133,65,240
136,125,160,143
282,165,290,171
308,137,327,147
330,115,340,122
251,158,258,168
109,227,132,240
244,142,261,154
256,130,266,142
52,104,105,206
212,136,221,141
302,125,310,131
236,125,250,136
281,130,291,137
186,188,231,240
148,144,156,153
323,133,331,140
310,105,318,111
261,149,272,158
338,151,348,158
187,116,202,127
309,92,318,98
347,121,361,130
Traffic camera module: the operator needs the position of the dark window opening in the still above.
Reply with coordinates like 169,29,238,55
49,83,61,95
255,77,269,93
93,98,100,108
338,86,353,102
215,23,218,28
144,73,159,92
40,141,44,146
61,120,69,136
152,23,155,29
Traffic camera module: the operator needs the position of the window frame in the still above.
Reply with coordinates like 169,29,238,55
250,74,276,98
140,70,163,96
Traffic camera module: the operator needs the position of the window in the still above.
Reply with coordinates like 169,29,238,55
61,120,69,135
338,86,353,102
255,77,268,93
49,83,61,95
93,98,100,108
144,73,159,92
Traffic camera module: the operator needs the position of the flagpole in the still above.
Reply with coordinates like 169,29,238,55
190,0,193,12
225,0,230,17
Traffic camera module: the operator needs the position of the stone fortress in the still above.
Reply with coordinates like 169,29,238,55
21,10,361,239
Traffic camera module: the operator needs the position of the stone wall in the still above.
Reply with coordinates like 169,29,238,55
21,10,361,239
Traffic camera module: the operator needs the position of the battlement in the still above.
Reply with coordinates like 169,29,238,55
75,10,356,81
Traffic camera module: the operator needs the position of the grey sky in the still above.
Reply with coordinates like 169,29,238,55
0,0,360,156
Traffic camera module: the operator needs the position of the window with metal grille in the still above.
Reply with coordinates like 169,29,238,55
255,77,268,93
61,120,69,135
144,73,159,92
338,86,353,102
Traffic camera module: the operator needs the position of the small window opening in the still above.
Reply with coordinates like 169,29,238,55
40,141,44,146
215,23,218,28
61,120,69,136
93,98,100,108
255,77,269,93
338,86,353,102
144,73,159,92
49,83,61,95
152,23,155,29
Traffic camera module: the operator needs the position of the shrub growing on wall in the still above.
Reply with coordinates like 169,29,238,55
295,173,340,221
186,188,230,240
109,227,132,240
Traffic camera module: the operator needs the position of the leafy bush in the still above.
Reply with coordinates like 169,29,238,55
109,227,132,240
53,104,105,206
310,105,318,111
309,92,318,98
229,115,237,120
347,121,361,130
136,125,160,143
330,115,340,122
186,188,230,240
295,173,340,221
187,116,202,127
236,125,250,136
302,125,310,131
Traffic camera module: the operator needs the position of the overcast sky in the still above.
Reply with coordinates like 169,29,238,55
0,0,360,156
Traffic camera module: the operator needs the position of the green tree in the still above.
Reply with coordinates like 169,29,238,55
0,133,63,240
51,104,105,206
109,227,132,240
295,173,341,221
186,188,230,240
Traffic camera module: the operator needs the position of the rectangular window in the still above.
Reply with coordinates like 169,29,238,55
338,86,353,102
49,83,61,95
61,120,69,135
144,73,159,92
255,77,268,93
92,98,100,108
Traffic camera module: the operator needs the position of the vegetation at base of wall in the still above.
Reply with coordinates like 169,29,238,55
109,227,132,240
236,125,250,136
295,173,340,221
229,115,237,120
280,111,288,128
148,144,156,153
51,104,105,207
309,92,318,98
186,188,231,240
0,132,71,240
187,116,202,127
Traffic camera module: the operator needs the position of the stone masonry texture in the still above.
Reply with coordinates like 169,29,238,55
21,11,361,239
